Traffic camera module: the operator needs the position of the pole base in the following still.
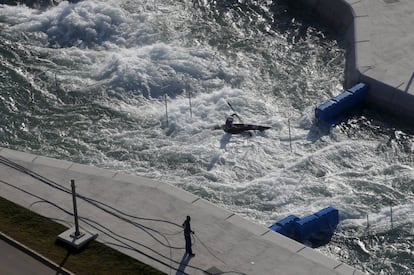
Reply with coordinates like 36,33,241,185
57,227,98,250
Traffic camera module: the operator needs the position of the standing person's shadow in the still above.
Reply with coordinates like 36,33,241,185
175,252,192,275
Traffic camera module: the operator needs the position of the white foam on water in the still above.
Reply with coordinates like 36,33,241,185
0,0,396,224
1,1,414,273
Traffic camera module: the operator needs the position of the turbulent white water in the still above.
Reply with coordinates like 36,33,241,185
1,1,414,274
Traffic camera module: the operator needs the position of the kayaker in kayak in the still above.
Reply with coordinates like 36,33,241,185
225,114,236,129
223,113,271,134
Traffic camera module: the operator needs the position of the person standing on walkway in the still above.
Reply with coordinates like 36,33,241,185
182,215,195,257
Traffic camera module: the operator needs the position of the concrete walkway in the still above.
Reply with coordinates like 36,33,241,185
351,0,414,94
0,234,70,275
0,147,365,275
302,0,414,120
350,0,414,119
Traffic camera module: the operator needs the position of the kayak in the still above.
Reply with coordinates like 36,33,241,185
222,123,271,134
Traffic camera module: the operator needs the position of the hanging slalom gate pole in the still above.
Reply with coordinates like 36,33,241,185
55,72,58,91
390,206,393,229
366,214,369,228
288,118,292,152
188,90,192,118
164,95,169,126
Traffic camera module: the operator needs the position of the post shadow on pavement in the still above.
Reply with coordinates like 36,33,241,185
175,252,192,275
57,250,72,274
55,237,91,273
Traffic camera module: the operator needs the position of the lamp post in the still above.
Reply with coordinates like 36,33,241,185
57,179,98,249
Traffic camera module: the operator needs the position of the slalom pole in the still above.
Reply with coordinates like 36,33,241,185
288,118,292,152
55,72,58,91
164,95,169,126
188,89,192,118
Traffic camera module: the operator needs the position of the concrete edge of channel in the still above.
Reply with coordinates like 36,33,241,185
1,146,367,274
0,231,74,275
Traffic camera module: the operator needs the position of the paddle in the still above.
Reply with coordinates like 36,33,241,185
227,101,244,123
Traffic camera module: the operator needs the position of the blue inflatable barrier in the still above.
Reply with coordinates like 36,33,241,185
314,206,339,229
269,215,299,239
314,100,336,125
332,91,354,114
315,83,369,126
347,82,369,102
295,214,320,243
269,206,339,248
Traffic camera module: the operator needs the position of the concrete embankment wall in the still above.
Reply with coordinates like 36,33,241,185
360,74,414,123
286,0,414,122
285,0,357,89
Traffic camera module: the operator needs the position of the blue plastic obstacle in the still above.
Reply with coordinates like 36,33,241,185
269,206,339,248
315,83,369,126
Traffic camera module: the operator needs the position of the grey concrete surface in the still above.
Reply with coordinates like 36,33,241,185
297,0,414,120
0,232,72,275
0,237,56,275
352,0,414,94
0,147,365,274
351,0,414,120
